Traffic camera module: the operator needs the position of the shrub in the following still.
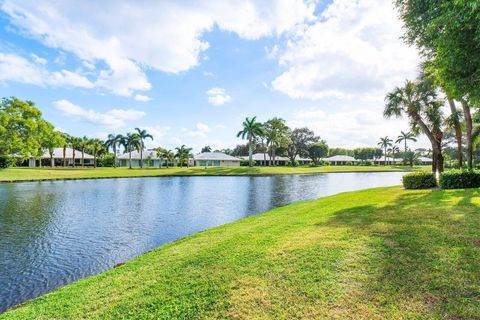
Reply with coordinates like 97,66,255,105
287,160,299,167
346,161,353,166
240,159,256,166
97,154,115,167
402,172,437,189
440,170,480,189
0,156,16,168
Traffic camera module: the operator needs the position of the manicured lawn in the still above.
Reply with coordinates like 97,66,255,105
0,165,426,182
2,187,479,319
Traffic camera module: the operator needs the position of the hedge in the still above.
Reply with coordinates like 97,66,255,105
402,172,437,189
440,170,480,189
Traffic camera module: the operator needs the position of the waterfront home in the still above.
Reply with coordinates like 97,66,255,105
418,156,433,165
118,150,176,167
23,148,94,167
194,152,241,166
241,153,290,166
323,155,359,165
371,157,403,165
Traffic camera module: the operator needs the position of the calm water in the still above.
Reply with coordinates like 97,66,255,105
0,172,405,312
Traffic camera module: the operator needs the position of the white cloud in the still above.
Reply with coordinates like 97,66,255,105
53,99,145,128
271,0,419,100
30,53,47,65
2,0,314,96
134,94,152,102
139,125,171,148
0,52,94,88
196,122,210,133
206,87,232,106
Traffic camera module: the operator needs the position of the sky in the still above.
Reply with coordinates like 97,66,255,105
0,0,428,152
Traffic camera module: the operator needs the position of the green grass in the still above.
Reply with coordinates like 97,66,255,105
0,165,426,182
2,186,480,319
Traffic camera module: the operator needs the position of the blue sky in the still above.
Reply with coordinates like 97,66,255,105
0,0,426,152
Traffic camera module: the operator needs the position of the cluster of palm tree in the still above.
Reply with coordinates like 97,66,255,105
104,128,153,169
61,134,106,168
153,145,193,168
377,131,417,165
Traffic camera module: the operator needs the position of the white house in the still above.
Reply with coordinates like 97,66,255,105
26,147,94,167
194,152,241,167
118,150,174,167
418,156,433,165
323,155,358,165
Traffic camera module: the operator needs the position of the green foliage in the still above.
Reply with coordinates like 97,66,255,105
308,141,329,165
240,159,256,167
287,127,319,161
0,156,16,168
402,172,437,189
353,148,382,162
286,160,299,167
440,170,480,189
97,154,116,167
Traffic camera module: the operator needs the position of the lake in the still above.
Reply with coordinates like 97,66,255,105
0,172,406,312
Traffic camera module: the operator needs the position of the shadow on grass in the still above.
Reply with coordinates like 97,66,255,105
323,189,480,318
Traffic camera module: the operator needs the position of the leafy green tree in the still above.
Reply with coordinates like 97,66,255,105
44,130,65,167
287,127,319,163
308,141,329,166
263,117,291,166
105,134,124,168
378,136,393,165
384,78,445,173
201,146,212,153
134,128,153,168
237,117,264,167
156,147,168,168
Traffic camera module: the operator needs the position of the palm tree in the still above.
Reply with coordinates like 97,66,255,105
165,150,175,168
175,145,193,167
80,136,89,168
384,79,444,173
237,116,264,167
396,131,417,164
377,136,393,165
388,145,400,164
62,133,71,167
134,128,153,168
201,146,212,153
122,133,141,169
156,147,167,168
105,134,124,168
90,138,104,168
70,137,81,168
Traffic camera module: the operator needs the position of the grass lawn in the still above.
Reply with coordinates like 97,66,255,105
0,165,426,182
2,186,479,319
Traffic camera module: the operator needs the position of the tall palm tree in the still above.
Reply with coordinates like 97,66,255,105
388,145,400,164
175,145,193,167
384,79,444,173
237,116,264,167
134,128,154,168
62,133,71,167
396,131,417,164
90,138,104,168
377,136,393,165
80,136,89,168
165,150,175,168
70,137,81,168
122,133,141,169
105,134,124,168
156,147,167,168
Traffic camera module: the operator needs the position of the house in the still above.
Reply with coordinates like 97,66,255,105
323,155,358,165
118,150,175,167
23,148,95,167
418,156,433,165
241,153,289,166
194,152,241,167
371,157,403,165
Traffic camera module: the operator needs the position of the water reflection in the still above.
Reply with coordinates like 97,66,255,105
0,172,405,312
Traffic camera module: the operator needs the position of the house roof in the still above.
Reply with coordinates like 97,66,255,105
194,152,241,161
419,156,433,162
242,153,289,161
370,157,402,162
323,155,358,162
42,148,94,159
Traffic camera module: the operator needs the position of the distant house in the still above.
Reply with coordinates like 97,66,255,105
371,157,402,165
418,156,433,165
194,152,241,167
118,150,175,167
23,147,94,167
241,153,291,166
323,155,358,165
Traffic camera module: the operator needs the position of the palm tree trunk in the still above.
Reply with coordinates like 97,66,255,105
461,100,473,169
63,145,66,167
73,150,76,168
140,148,143,168
384,147,387,165
248,136,253,167
129,151,132,169
448,99,463,168
94,148,97,168
113,146,117,168
82,148,85,168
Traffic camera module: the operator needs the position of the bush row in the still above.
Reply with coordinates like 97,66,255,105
402,170,480,189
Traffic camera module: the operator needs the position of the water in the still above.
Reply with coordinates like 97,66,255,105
0,172,405,312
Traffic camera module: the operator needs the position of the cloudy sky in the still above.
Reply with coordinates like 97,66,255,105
0,0,426,152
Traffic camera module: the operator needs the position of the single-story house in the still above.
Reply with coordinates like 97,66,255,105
194,152,241,167
118,150,178,167
371,157,403,165
418,156,433,165
242,153,291,166
23,148,94,167
323,155,359,165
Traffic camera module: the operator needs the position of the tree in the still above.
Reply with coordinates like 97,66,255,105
308,141,329,166
175,145,193,167
378,136,393,165
61,133,71,167
395,0,480,169
70,136,82,168
384,78,445,173
156,147,168,168
287,127,319,163
80,136,90,168
445,99,464,168
388,145,400,163
122,133,141,169
201,146,212,153
237,117,264,167
90,138,104,168
263,118,291,166
135,128,153,169
396,131,417,164
44,130,65,167
105,134,124,168
165,150,175,168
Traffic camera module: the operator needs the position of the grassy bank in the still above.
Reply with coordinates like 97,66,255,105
0,165,425,182
3,187,479,319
